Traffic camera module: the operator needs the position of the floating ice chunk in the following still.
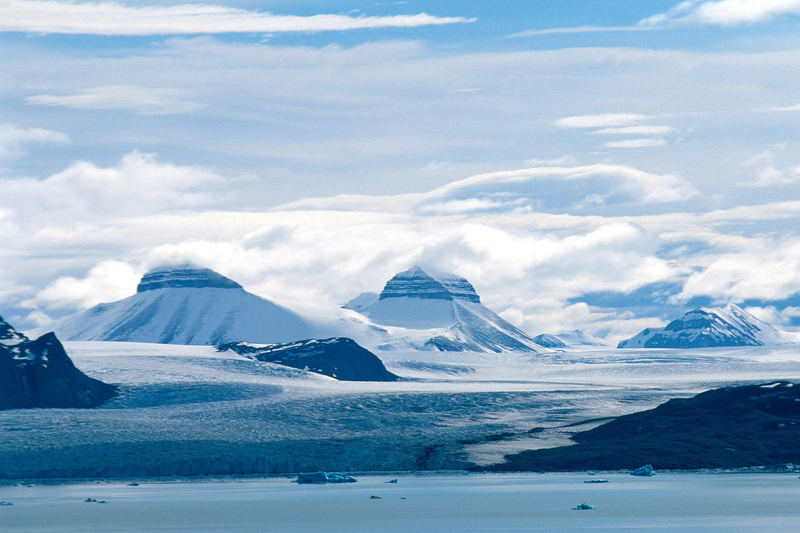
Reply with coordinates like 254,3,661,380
296,472,357,484
572,502,593,510
631,464,656,476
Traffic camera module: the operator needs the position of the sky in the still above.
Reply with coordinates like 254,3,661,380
2,0,800,340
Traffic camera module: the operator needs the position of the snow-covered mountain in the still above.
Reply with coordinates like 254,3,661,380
618,304,785,349
534,330,607,348
0,315,116,409
345,267,538,352
54,265,320,345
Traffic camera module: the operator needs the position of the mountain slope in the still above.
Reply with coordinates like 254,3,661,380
534,330,607,348
618,304,783,349
55,265,319,345
0,315,116,409
351,267,538,352
219,337,399,382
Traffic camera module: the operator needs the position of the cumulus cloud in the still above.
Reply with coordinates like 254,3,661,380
675,239,800,303
26,85,203,115
642,0,800,26
0,0,473,35
0,150,226,221
31,260,140,311
0,123,69,159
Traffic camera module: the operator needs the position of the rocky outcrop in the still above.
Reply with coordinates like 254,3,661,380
0,316,116,410
219,337,399,382
491,382,800,471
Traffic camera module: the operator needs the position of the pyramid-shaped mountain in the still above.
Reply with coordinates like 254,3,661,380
0,315,116,409
55,265,319,345
346,267,538,352
618,304,784,349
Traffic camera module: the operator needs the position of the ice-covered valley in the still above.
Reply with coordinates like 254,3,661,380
2,341,800,479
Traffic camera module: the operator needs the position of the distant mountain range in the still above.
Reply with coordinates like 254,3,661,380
533,330,607,348
344,266,540,352
47,263,795,352
0,316,116,409
55,265,321,345
618,304,784,349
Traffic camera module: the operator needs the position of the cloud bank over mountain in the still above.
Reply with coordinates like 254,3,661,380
3,2,800,342
2,147,799,343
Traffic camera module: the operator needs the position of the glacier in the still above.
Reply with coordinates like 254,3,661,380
2,339,800,478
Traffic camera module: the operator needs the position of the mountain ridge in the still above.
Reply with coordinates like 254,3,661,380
618,304,784,349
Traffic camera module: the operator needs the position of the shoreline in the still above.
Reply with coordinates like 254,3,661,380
3,465,799,486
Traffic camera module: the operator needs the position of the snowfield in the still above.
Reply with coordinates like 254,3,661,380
1,341,800,478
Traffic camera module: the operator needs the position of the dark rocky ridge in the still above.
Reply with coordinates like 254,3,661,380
137,265,242,292
219,337,399,382
0,316,117,410
489,382,800,471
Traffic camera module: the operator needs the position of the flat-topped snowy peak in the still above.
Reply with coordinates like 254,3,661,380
378,266,480,303
54,266,319,346
618,304,784,349
352,267,537,352
137,265,242,292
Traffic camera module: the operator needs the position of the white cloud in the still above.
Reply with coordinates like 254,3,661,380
509,25,656,37
433,164,697,204
4,148,798,340
0,0,474,35
642,0,800,26
606,138,667,149
0,151,226,222
554,113,650,129
738,148,800,187
31,260,140,311
0,123,69,159
26,85,203,115
675,239,800,303
592,126,675,136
